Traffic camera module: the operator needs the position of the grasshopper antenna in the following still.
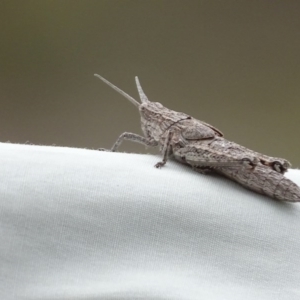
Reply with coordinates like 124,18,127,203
94,74,140,108
135,76,150,103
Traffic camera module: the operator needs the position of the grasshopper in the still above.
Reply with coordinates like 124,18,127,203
94,74,300,202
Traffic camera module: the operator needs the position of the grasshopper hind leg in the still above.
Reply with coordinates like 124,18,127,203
192,166,213,174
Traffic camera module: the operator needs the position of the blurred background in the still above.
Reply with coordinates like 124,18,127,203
1,1,299,166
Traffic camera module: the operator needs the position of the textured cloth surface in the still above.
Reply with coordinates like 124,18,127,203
0,142,300,300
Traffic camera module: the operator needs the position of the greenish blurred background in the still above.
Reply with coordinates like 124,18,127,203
1,1,299,166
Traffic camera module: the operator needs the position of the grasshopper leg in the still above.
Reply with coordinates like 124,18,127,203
155,130,173,168
173,146,258,169
99,132,158,152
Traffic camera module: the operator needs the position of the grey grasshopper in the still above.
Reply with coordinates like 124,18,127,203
95,74,300,202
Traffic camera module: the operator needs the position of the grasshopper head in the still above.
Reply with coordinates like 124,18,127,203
134,76,165,120
94,74,170,141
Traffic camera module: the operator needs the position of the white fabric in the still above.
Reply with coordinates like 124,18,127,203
0,142,300,300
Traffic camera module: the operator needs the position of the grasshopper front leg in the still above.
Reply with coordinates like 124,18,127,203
99,132,158,152
101,130,175,169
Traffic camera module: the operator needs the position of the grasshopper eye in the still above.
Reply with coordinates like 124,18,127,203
155,102,163,108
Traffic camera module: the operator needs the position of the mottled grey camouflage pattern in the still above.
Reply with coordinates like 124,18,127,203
95,74,299,202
